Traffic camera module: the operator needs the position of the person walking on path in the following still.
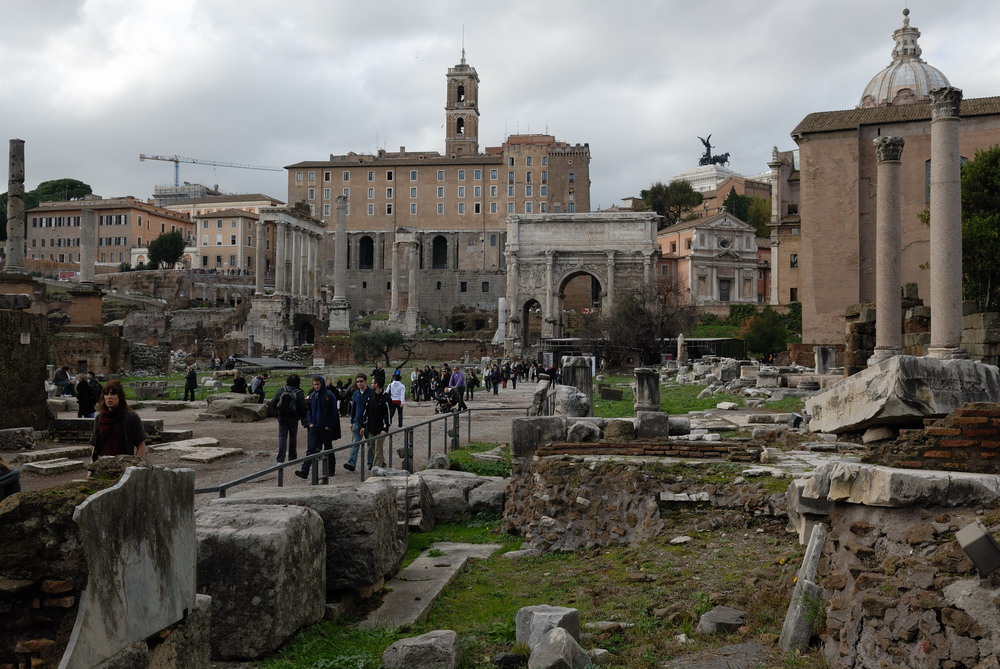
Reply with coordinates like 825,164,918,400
296,375,340,479
449,367,468,410
388,373,406,428
361,379,391,468
410,367,420,402
466,368,478,401
89,380,147,460
345,373,374,471
183,364,198,402
269,374,308,464
76,373,96,418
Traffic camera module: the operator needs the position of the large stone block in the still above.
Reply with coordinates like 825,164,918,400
212,483,403,592
528,627,590,669
382,630,458,669
801,462,1000,508
414,469,494,523
374,475,436,532
62,467,196,669
468,478,506,514
203,392,259,417
635,411,671,439
196,503,325,659
516,604,581,649
805,355,1000,433
511,417,566,457
229,403,267,423
552,385,591,417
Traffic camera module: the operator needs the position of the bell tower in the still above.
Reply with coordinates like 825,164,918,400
445,49,480,156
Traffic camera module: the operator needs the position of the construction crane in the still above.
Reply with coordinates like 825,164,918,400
138,153,284,187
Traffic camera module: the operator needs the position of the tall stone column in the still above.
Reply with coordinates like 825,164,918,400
254,222,266,294
4,139,25,272
308,232,318,299
504,250,519,346
291,227,302,296
80,209,97,285
928,86,967,359
299,228,309,297
404,240,420,333
544,250,555,338
389,240,400,316
605,252,616,312
869,136,905,366
274,222,287,294
329,196,351,330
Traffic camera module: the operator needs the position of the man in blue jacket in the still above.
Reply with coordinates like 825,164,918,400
344,373,374,471
295,375,340,479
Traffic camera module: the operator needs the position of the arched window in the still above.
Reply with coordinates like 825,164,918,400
456,117,465,136
432,235,448,269
457,85,465,102
359,236,375,270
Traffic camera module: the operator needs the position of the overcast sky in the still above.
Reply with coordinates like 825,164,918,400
3,0,999,210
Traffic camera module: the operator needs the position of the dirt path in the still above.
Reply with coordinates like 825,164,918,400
17,381,536,506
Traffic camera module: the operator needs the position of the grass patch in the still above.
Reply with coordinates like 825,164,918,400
402,511,521,567
766,395,806,413
593,380,748,418
258,619,396,669
449,442,512,478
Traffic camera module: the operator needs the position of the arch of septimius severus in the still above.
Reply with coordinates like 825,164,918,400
502,212,660,355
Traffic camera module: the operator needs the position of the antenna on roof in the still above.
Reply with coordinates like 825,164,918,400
461,25,466,64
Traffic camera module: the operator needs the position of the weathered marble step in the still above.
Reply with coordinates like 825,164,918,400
21,458,88,475
179,448,244,463
149,437,219,452
9,446,92,465
195,414,228,421
158,429,194,442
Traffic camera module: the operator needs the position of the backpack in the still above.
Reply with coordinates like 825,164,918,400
276,387,298,414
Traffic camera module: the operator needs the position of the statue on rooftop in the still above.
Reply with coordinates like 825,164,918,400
698,135,713,166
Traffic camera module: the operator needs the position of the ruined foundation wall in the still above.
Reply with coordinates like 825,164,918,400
0,309,48,430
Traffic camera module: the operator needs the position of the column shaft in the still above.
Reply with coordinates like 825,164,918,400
870,136,905,365
254,222,265,294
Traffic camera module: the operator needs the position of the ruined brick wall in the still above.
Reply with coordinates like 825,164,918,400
123,341,171,375
0,309,48,430
817,504,990,668
502,457,784,552
866,403,1000,474
51,325,122,376
312,335,498,367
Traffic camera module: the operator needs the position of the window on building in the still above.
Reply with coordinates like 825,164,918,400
343,171,350,181
432,235,448,269
324,171,331,182
526,156,533,167
308,171,316,182
541,170,548,184
458,203,465,214
490,169,498,180
386,170,393,181
323,188,331,199
359,236,375,269
507,185,515,197
437,186,444,198
367,203,374,215
508,157,514,167
525,185,533,197
525,202,533,213
296,171,303,183
474,185,481,197
308,188,315,200
474,203,481,214
670,242,677,253
481,281,489,292
217,219,223,229
386,203,393,215
343,188,350,198
458,186,465,198
460,281,467,292
437,170,445,181
410,170,418,181
230,235,237,244
386,187,393,198
490,185,497,198
216,235,223,245
540,202,547,212
367,170,374,181
507,202,515,213
790,227,799,235
437,203,444,215
410,203,417,215
542,156,548,166
790,253,798,268
410,187,417,198
490,234,497,247
790,287,798,302
474,169,482,180
229,254,236,266
540,185,548,196
456,117,465,135
368,187,375,199
490,202,498,214
458,169,466,181
686,239,692,249
202,236,209,245
508,171,514,184
202,220,208,229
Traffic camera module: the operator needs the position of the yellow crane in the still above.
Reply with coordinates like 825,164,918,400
138,153,283,186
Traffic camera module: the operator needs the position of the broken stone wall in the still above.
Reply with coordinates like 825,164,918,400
51,325,122,376
123,341,171,375
963,312,1000,366
0,308,48,430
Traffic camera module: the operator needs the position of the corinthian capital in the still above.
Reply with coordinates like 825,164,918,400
873,136,905,163
930,86,963,120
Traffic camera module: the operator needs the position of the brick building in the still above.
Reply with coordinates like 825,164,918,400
286,52,592,328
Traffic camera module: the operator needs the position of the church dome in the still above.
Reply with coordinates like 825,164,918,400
859,9,950,108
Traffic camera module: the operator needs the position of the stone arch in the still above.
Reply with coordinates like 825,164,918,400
518,298,543,348
431,235,448,269
359,236,375,270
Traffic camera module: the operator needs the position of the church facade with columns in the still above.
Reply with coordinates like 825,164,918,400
286,52,592,332
792,9,1000,347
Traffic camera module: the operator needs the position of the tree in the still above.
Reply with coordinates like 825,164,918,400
742,306,789,358
723,186,748,221
146,230,186,269
746,197,772,237
0,178,93,241
351,329,405,367
637,180,703,229
961,146,1000,310
585,278,698,366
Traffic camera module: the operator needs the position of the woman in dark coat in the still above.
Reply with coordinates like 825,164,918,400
184,364,198,401
231,369,248,393
89,380,147,461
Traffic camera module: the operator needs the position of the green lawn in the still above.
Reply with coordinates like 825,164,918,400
593,376,803,417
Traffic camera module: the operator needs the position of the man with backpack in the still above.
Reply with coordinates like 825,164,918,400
269,374,308,463
296,375,341,479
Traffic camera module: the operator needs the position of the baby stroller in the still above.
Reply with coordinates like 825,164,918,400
434,387,457,414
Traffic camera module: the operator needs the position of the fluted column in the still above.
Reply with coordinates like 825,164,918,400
333,196,348,301
308,232,318,299
389,240,400,314
290,227,301,296
928,86,967,359
299,228,309,297
407,242,419,312
4,139,25,272
869,136,905,366
274,222,286,293
605,252,616,313
255,221,266,294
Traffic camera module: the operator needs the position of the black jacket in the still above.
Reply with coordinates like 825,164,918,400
361,390,390,435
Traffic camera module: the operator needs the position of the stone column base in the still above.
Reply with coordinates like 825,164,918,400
403,309,420,335
328,300,351,332
867,347,902,367
926,347,969,360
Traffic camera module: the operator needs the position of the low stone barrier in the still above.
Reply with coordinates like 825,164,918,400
537,441,761,462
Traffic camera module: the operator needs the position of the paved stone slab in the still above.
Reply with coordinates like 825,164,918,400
360,542,500,629
660,642,768,669
196,413,229,421
9,446,92,464
21,458,88,474
152,437,219,450
159,429,194,441
179,448,245,463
